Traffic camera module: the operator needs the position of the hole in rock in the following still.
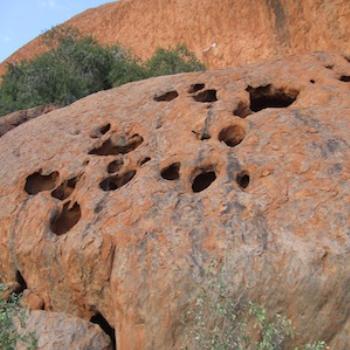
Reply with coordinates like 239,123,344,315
90,123,111,138
15,270,27,294
154,90,179,102
218,125,245,147
50,201,81,235
236,171,250,189
25,170,59,195
138,157,151,166
340,75,350,82
89,134,144,156
246,84,298,112
161,162,180,180
90,312,116,350
188,83,205,93
310,79,315,84
107,159,124,174
325,65,334,70
193,89,217,103
99,170,136,191
192,169,217,193
233,101,251,118
51,176,80,201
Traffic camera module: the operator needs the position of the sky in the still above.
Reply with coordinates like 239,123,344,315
0,0,112,62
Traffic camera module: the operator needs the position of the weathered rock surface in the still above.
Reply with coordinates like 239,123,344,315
0,52,350,349
1,0,350,75
0,105,58,137
15,310,112,350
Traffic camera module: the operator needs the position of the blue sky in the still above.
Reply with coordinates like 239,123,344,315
0,0,112,62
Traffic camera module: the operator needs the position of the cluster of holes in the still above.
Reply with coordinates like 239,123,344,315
50,201,81,235
90,312,116,350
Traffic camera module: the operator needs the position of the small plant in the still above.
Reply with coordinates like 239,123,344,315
182,261,327,350
0,284,37,350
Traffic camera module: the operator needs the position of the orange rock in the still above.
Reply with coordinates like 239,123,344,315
1,0,350,74
21,290,44,310
1,52,350,349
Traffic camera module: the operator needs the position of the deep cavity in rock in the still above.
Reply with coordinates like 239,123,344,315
25,170,59,195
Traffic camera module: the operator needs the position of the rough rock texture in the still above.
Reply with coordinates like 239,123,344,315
1,0,350,75
0,105,58,137
15,310,112,350
1,52,350,349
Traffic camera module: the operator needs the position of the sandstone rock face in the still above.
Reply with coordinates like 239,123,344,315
0,105,58,137
1,0,350,75
1,52,350,349
15,310,112,350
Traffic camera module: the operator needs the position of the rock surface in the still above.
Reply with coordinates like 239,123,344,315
15,310,112,350
0,52,350,349
0,105,58,137
1,0,350,74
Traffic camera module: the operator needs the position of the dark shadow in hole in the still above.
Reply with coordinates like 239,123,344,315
50,201,81,235
193,89,217,103
51,175,80,201
25,170,59,195
188,83,205,93
107,159,124,174
161,163,180,180
89,134,143,156
15,270,27,294
100,170,136,192
90,312,116,350
236,171,250,189
192,169,217,193
340,75,350,82
233,101,251,118
138,157,151,166
154,90,179,102
325,65,334,70
310,79,316,84
218,125,245,147
90,123,111,138
246,84,298,112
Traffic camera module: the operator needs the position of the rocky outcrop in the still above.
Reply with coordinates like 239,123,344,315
1,52,350,349
0,105,58,137
15,311,112,350
1,0,350,75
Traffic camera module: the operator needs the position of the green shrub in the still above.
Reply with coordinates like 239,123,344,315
0,27,205,117
182,261,327,350
0,284,37,350
145,44,205,77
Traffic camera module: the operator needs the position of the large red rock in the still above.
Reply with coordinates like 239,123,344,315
1,52,350,349
1,0,350,74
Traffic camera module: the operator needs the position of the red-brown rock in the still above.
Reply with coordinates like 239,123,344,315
1,52,350,349
0,0,350,74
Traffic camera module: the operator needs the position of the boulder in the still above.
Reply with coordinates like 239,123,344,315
15,310,112,350
0,52,350,349
1,0,350,73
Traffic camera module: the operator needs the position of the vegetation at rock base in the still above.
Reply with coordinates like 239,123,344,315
0,26,205,117
0,284,37,350
182,261,327,350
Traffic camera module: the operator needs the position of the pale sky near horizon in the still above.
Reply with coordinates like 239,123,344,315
0,0,112,62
